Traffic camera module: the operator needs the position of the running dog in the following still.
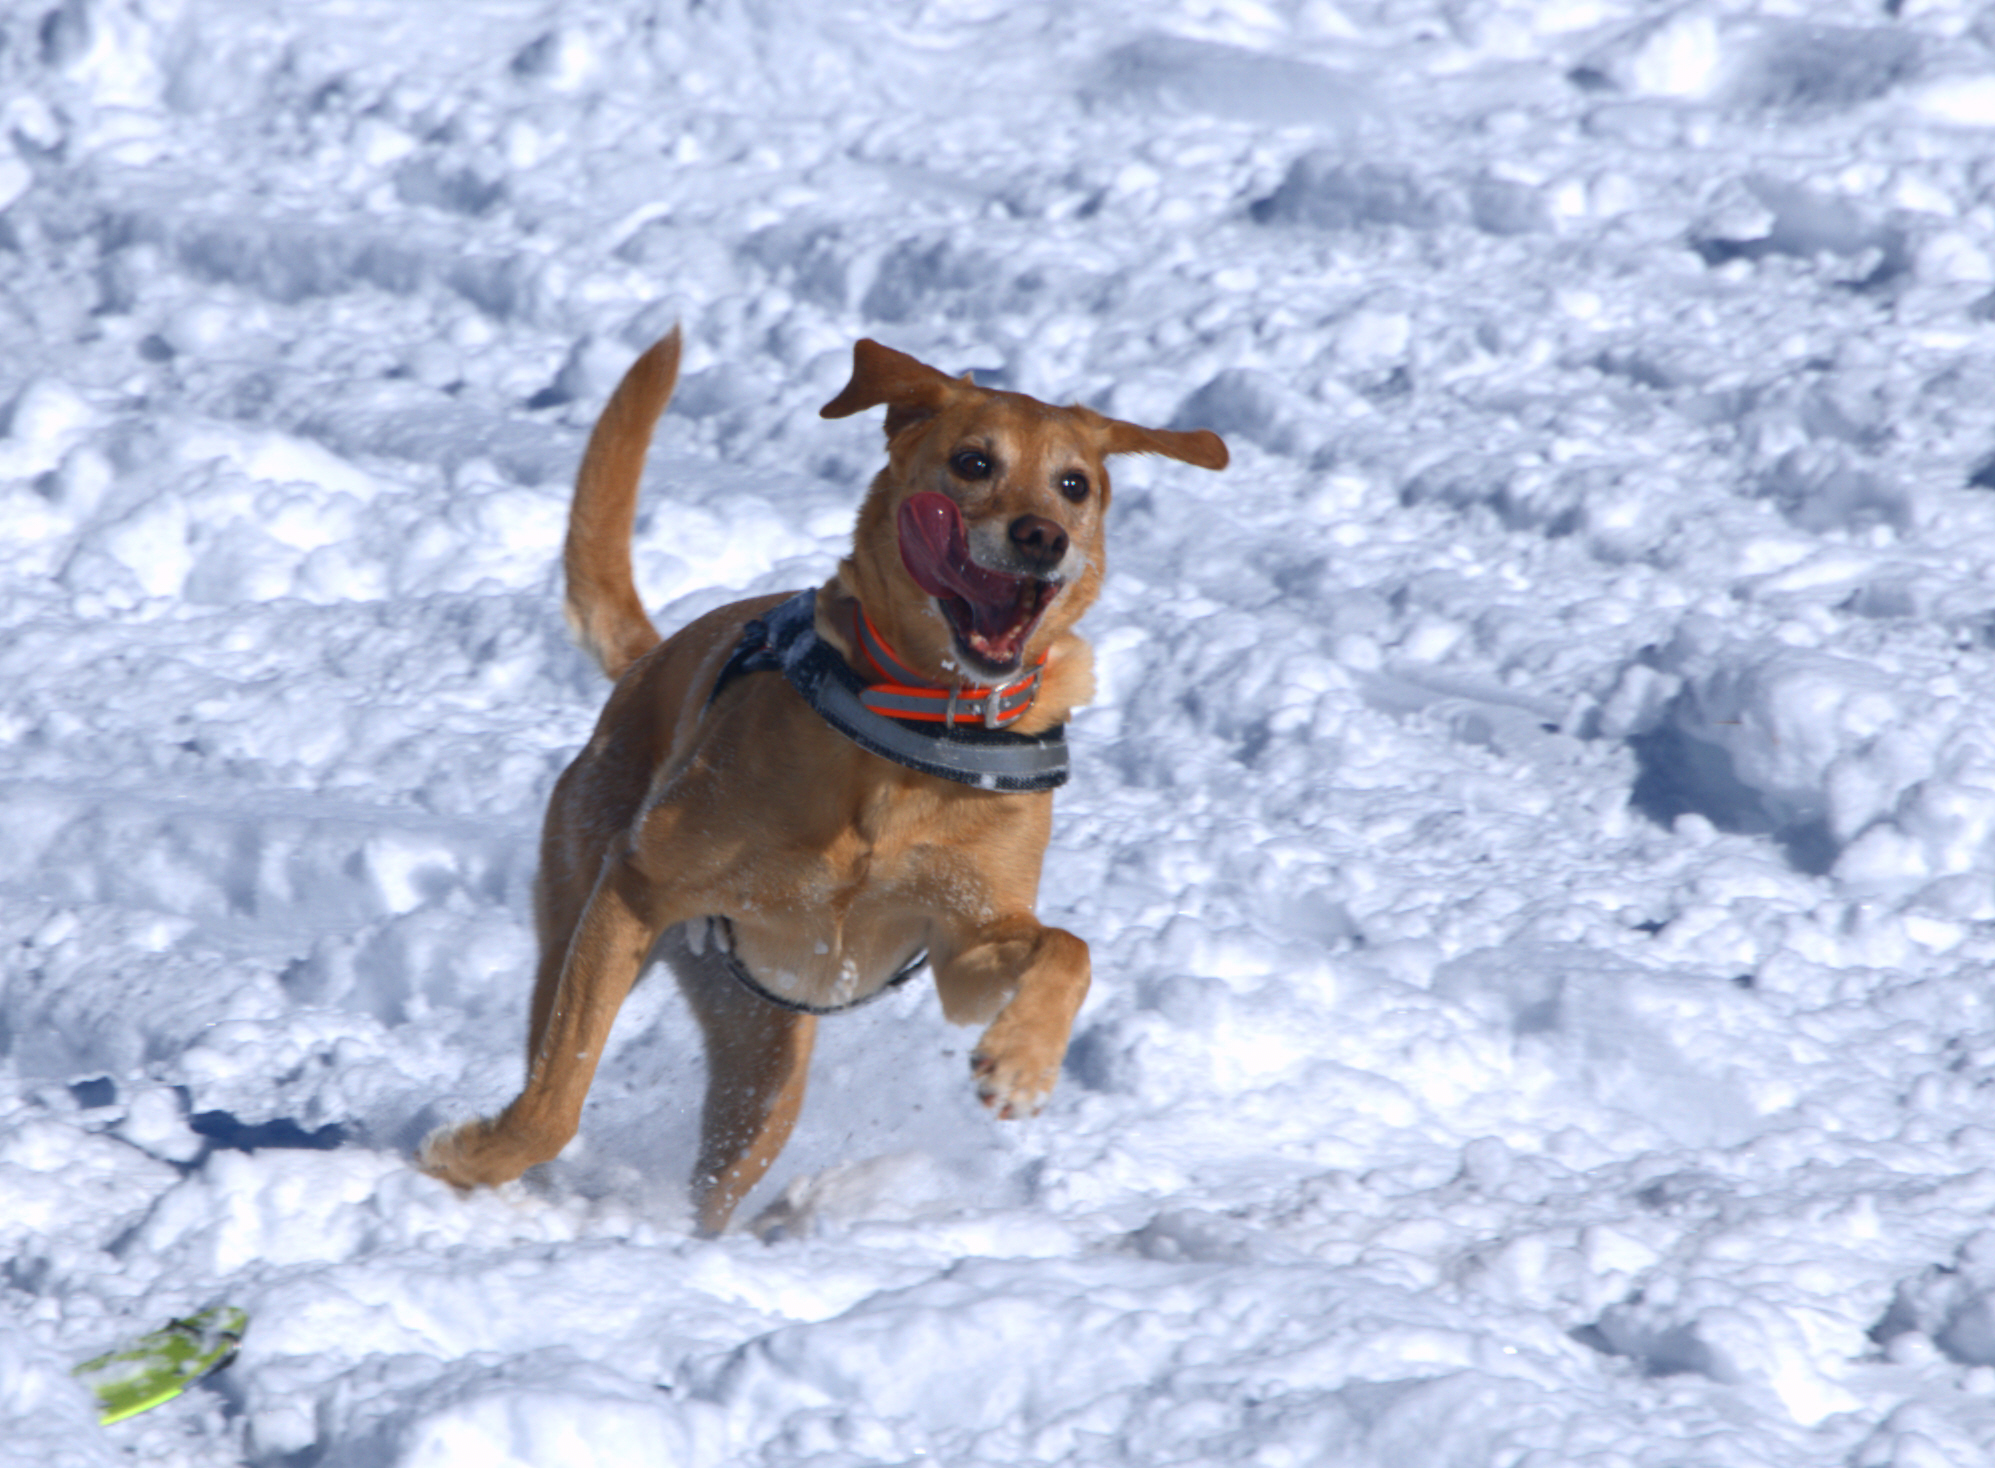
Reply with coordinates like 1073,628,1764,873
420,330,1226,1232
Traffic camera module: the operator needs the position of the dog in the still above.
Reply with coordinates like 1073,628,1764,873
420,330,1227,1232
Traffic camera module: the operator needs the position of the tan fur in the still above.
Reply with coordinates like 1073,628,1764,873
420,334,1226,1234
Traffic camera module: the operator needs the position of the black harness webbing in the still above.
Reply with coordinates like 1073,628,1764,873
706,916,926,1017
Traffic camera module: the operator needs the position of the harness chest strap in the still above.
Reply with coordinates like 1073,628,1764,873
707,589,1070,793
700,915,927,1017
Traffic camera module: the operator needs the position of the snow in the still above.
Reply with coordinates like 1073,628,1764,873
8,0,1995,1462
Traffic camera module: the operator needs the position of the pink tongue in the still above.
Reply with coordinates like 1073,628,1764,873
897,493,1018,613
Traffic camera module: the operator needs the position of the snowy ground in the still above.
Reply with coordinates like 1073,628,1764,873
9,0,1995,1462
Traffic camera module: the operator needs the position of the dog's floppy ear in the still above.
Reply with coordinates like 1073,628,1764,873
1087,412,1230,471
820,339,971,440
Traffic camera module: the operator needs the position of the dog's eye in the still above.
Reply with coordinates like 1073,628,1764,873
950,450,993,480
1058,471,1090,503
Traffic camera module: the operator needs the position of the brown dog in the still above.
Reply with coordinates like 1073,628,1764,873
420,330,1226,1232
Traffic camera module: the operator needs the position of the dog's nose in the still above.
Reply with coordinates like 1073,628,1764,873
1008,514,1069,570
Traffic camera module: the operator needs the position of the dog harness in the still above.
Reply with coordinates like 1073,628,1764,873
708,589,1070,793
699,588,1070,1014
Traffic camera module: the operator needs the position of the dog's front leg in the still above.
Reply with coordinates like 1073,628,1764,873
421,850,685,1188
934,917,1091,1120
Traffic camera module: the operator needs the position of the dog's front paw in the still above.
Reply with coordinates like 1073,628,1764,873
418,1115,528,1190
969,1017,1068,1120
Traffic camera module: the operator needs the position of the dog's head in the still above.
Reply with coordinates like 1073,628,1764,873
822,339,1227,690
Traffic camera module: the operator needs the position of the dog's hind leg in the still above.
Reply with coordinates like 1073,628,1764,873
421,849,684,1189
672,944,818,1235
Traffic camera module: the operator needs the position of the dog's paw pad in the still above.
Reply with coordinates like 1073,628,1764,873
417,1122,470,1184
417,1117,508,1190
968,1045,1055,1120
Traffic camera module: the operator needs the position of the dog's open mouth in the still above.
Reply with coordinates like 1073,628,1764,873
897,492,1058,675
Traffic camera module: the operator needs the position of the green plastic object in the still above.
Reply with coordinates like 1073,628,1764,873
73,1305,248,1425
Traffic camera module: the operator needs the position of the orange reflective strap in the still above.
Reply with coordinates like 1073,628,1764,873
850,606,1046,727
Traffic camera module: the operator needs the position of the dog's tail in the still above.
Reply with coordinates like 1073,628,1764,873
563,328,682,681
